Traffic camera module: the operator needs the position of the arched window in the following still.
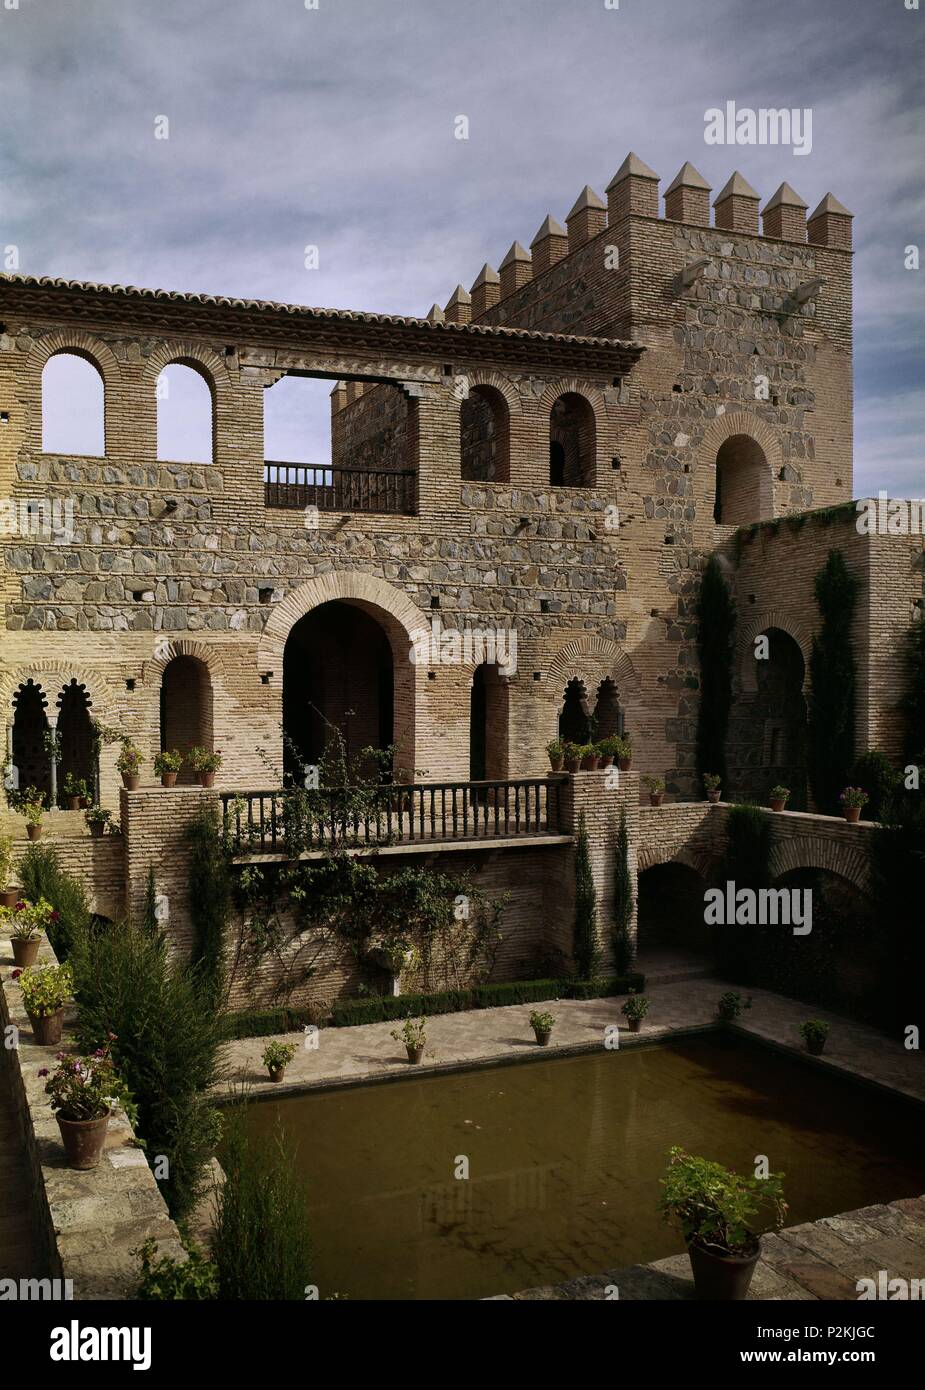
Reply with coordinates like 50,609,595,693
469,663,509,781
11,680,51,801
57,680,95,802
160,656,213,783
549,392,595,487
714,434,771,525
593,678,623,739
156,362,214,464
42,352,105,456
558,678,592,744
460,385,510,482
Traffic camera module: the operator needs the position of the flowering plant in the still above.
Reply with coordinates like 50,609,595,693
84,805,113,828
116,744,144,776
188,747,222,774
1,897,58,941
262,1040,296,1071
621,989,650,1021
41,1037,136,1123
153,749,184,775
16,962,73,1018
390,1016,426,1049
839,786,868,809
702,773,722,791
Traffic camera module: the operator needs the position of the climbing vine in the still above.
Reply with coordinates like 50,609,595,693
808,549,860,813
696,554,736,787
612,806,634,972
573,812,600,979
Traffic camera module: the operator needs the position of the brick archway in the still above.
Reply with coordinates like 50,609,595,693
257,573,428,676
737,612,813,694
769,835,872,894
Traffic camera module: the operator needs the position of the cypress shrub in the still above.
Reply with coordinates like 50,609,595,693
572,812,601,979
186,806,230,1006
613,806,634,971
696,555,736,786
18,843,91,959
851,750,899,823
808,550,860,813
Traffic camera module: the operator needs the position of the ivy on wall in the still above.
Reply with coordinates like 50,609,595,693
572,812,600,979
808,549,860,813
696,555,736,787
613,806,634,972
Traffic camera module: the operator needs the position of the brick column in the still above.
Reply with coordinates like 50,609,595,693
557,770,640,970
121,785,219,949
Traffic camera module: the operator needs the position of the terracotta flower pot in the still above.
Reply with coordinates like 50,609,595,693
707,789,721,803
548,756,563,772
26,824,42,841
1,888,20,908
268,1067,286,1083
57,1111,111,1170
599,754,614,768
649,792,663,807
688,1239,760,1301
843,806,861,823
160,772,178,788
122,774,140,791
770,798,787,813
67,796,81,811
405,1045,424,1064
89,821,105,839
580,754,598,771
79,797,90,809
806,1037,826,1056
625,1016,642,1033
198,771,215,788
12,937,40,968
618,756,632,771
29,1008,65,1046
533,1029,552,1047
565,758,581,774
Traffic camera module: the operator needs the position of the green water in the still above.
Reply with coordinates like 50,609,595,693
239,1034,925,1300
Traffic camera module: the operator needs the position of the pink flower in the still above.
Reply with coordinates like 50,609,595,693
11,969,21,980
37,1068,48,1077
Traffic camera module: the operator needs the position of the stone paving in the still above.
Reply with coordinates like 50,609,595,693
220,971,925,1104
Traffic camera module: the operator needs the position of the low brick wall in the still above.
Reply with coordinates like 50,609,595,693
0,932,185,1299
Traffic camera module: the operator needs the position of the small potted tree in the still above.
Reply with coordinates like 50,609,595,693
716,990,751,1023
391,1015,427,1064
596,736,621,769
41,1038,134,1171
154,749,184,787
703,772,722,804
117,743,144,791
3,897,57,968
616,735,633,772
578,743,598,771
84,805,113,839
15,961,73,1046
530,1008,556,1046
562,741,583,774
0,834,17,908
546,738,565,772
799,1019,829,1056
621,990,650,1033
643,775,665,807
769,785,790,813
660,1146,787,1300
839,786,867,824
189,747,222,788
62,771,84,811
262,1039,296,1083
23,791,46,841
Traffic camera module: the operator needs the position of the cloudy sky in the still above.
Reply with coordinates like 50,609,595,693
1,0,922,491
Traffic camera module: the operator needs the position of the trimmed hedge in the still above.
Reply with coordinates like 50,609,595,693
221,974,647,1038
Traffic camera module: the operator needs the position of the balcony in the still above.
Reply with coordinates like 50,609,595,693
264,462,416,515
220,777,566,858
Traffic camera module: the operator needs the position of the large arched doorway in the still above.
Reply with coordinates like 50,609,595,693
57,679,95,802
283,601,394,783
636,862,711,959
713,434,771,525
11,681,51,801
160,656,213,784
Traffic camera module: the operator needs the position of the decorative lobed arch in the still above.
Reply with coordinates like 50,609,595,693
736,611,813,694
0,661,119,731
548,634,641,701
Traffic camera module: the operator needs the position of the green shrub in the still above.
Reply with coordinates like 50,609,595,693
808,550,860,813
186,806,230,1006
573,812,600,979
696,555,736,787
219,1007,315,1040
212,1108,313,1300
17,843,91,959
472,979,561,1008
331,988,472,1027
69,921,222,1222
135,1238,217,1300
850,750,899,823
560,974,644,1000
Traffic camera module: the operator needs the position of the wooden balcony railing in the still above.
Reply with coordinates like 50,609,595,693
264,462,416,515
220,778,566,856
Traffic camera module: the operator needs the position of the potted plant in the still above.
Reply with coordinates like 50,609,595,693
769,784,790,813
391,1015,427,1064
530,1008,555,1045
41,1038,135,1171
116,743,144,791
562,741,583,774
62,771,84,811
579,743,598,771
839,786,867,823
616,735,633,772
703,772,722,804
2,897,58,968
262,1039,296,1083
189,747,222,788
621,990,650,1033
154,749,184,787
716,990,751,1023
660,1146,787,1300
799,1019,829,1056
546,738,565,772
84,805,113,839
643,775,665,807
596,736,622,769
0,834,17,908
15,961,73,1046
23,791,46,841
